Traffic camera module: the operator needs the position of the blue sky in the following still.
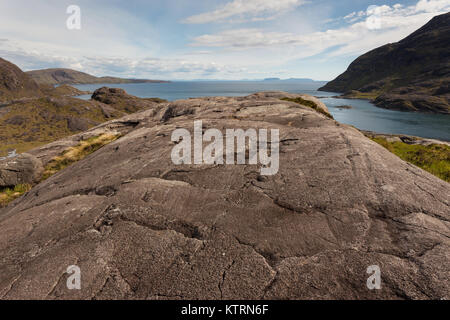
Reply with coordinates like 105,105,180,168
0,0,449,80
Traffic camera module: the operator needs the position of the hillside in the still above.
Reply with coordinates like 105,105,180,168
319,12,450,114
0,87,165,157
0,58,167,156
0,58,42,103
27,68,170,86
0,92,448,299
0,96,125,156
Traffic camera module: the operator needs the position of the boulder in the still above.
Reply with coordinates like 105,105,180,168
0,153,44,188
91,87,160,114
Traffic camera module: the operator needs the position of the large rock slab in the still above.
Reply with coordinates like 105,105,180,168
0,92,448,300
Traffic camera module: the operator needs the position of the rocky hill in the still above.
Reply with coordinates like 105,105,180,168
0,58,166,157
0,91,448,299
0,87,164,157
319,12,450,114
0,96,124,157
27,68,169,86
0,58,42,103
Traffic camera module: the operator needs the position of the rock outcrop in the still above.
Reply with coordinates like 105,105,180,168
0,153,44,188
92,87,165,114
319,12,450,114
0,58,41,103
0,92,448,300
40,84,90,97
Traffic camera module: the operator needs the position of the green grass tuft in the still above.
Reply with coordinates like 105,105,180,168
342,90,381,100
0,184,32,207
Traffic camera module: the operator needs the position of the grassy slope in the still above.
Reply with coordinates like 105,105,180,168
340,90,382,100
40,84,89,96
0,97,114,156
281,97,334,119
0,133,120,207
42,133,120,180
372,137,450,183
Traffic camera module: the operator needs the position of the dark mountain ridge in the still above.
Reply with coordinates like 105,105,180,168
26,68,170,86
319,12,450,114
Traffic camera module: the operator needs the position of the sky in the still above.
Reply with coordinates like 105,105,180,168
0,0,449,81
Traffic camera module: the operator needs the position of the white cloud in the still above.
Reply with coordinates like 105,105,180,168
367,4,392,16
83,57,249,79
416,0,450,12
1,0,448,81
343,0,449,24
190,0,450,58
183,0,306,24
0,42,247,80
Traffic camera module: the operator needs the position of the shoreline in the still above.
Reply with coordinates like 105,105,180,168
361,130,450,146
327,93,450,115
74,88,450,144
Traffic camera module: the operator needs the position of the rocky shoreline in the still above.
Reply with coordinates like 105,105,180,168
330,91,450,115
362,130,450,146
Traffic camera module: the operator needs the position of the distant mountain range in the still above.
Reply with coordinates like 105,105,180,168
320,12,450,114
26,68,170,86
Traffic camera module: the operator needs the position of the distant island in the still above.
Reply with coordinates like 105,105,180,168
264,77,321,82
320,12,449,114
189,78,322,82
26,68,170,86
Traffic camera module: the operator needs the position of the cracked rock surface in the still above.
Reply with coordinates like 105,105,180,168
0,92,449,300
